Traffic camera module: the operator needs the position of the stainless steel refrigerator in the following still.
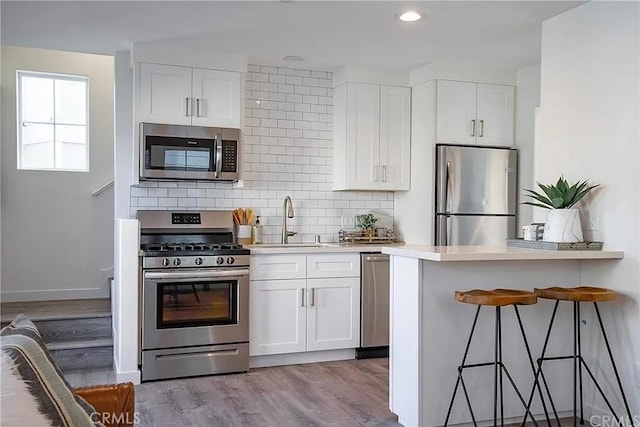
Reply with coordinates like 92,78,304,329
435,144,518,246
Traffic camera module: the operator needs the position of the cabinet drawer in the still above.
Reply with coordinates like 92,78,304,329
307,254,360,279
251,255,307,280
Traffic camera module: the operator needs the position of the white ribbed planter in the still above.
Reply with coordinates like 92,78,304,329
543,208,584,243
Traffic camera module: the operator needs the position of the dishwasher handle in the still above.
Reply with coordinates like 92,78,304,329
364,255,389,262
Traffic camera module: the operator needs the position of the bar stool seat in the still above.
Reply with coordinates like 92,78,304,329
455,289,537,306
535,286,615,302
444,288,545,427
524,286,632,427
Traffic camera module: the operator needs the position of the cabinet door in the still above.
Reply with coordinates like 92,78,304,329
306,278,360,351
250,280,307,356
139,63,192,125
476,84,514,147
192,69,241,128
379,86,411,191
346,83,380,190
436,80,477,145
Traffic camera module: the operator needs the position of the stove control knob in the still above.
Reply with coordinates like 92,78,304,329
216,257,224,265
227,257,235,265
173,258,181,266
162,258,170,267
195,257,204,266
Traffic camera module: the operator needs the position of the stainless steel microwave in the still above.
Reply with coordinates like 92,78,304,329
139,123,240,181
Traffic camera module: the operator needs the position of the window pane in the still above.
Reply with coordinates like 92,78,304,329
21,123,54,169
55,79,87,125
55,124,87,170
56,142,87,170
21,75,54,123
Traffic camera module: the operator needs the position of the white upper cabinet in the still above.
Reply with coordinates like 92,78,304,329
138,63,242,128
139,63,192,125
191,68,241,128
436,80,514,147
379,85,411,190
334,83,411,191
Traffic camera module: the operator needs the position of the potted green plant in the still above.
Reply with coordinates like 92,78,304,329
356,213,378,238
523,176,599,242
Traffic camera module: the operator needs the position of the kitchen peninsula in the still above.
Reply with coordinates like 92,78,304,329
381,244,624,427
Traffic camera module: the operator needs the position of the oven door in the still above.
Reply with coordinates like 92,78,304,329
142,267,249,350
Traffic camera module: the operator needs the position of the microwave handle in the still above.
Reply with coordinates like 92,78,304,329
214,134,223,178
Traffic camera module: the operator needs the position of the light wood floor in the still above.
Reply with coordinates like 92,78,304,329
66,358,400,427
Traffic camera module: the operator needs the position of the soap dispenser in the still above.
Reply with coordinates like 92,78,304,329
252,216,264,244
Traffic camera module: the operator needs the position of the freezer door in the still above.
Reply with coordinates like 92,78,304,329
436,145,517,215
435,214,516,246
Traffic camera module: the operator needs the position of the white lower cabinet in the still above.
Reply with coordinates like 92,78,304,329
306,278,360,351
250,279,306,356
250,254,361,357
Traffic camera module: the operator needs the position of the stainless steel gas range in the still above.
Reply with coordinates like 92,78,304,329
138,210,249,382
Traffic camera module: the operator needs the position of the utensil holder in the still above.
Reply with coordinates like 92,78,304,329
235,225,252,245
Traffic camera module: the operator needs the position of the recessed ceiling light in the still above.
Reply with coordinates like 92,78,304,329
283,55,305,62
396,11,422,22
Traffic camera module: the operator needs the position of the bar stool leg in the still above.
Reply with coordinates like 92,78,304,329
522,301,562,427
494,306,499,427
593,302,634,424
498,307,505,427
576,302,584,425
444,306,481,427
514,306,552,425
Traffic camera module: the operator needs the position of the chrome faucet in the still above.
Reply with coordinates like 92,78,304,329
281,196,297,244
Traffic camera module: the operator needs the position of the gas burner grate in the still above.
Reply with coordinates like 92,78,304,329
141,242,244,253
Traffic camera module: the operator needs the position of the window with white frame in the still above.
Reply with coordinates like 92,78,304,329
17,71,89,171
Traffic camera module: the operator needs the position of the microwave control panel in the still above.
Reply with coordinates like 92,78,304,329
221,141,238,172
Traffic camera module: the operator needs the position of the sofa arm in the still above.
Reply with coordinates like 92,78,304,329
73,382,135,427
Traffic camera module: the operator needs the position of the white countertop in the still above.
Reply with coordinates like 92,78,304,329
246,243,402,254
381,244,624,262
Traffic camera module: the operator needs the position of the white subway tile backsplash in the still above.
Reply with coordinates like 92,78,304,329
130,64,394,242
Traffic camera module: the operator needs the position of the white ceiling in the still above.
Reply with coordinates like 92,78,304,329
1,1,583,71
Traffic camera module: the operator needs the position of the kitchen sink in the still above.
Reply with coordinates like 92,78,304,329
249,243,338,248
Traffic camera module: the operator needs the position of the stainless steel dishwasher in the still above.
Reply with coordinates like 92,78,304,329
356,252,390,359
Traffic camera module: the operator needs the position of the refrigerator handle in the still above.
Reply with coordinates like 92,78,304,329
445,161,451,214
436,215,450,246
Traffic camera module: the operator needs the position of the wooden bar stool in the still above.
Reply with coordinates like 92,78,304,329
444,289,547,427
523,286,633,427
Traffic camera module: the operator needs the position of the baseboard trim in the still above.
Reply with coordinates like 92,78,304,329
250,348,355,369
114,358,141,385
1,288,108,302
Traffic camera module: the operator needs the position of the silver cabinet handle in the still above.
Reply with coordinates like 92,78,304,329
382,165,387,182
185,97,190,117
301,288,305,307
310,288,315,306
374,165,379,182
479,120,484,137
196,98,201,117
470,119,476,137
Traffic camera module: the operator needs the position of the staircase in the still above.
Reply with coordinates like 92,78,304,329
1,299,113,371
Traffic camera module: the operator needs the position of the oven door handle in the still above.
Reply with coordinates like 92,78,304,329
144,268,249,281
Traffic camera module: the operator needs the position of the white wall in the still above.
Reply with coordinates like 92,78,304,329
394,80,436,245
1,46,114,301
515,64,541,230
537,1,640,416
129,64,394,243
